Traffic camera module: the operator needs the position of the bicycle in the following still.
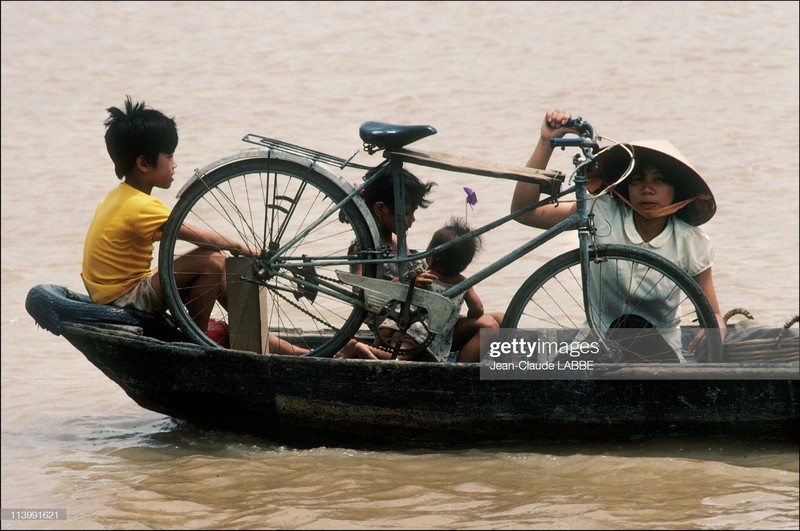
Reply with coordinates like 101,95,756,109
157,118,723,362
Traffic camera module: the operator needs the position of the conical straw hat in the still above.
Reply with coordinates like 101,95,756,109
592,140,716,226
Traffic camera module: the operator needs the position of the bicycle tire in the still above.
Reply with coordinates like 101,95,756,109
502,244,723,363
158,150,379,357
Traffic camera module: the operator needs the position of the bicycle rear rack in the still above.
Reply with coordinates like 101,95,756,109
242,134,373,170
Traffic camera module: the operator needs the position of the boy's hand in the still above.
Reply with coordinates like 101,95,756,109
233,243,261,257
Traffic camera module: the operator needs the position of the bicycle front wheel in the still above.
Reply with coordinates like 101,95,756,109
503,244,722,363
158,151,378,356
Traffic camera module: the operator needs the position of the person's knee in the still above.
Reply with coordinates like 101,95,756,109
184,247,227,274
477,314,500,329
491,312,505,326
206,250,227,274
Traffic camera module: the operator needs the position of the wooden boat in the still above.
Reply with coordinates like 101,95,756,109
25,284,799,447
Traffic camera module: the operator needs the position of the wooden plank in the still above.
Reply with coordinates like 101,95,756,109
226,256,270,354
385,148,566,196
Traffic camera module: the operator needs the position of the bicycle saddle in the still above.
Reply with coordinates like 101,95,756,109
359,121,437,150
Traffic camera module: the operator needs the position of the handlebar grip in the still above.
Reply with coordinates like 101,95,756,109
550,137,596,149
551,137,583,147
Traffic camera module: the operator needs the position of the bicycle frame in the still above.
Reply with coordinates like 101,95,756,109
374,149,610,347
250,134,606,335
375,162,590,299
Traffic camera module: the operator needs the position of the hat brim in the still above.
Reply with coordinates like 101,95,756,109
592,141,716,226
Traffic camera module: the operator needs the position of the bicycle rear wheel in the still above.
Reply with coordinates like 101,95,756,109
158,151,378,356
503,244,722,363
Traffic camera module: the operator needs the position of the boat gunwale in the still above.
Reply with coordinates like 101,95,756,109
59,321,800,381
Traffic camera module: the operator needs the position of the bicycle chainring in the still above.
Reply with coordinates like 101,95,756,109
373,305,436,359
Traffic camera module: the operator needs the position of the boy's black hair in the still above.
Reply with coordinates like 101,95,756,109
361,166,435,212
428,216,481,277
104,96,179,179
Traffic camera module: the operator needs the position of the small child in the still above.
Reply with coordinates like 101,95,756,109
377,217,503,362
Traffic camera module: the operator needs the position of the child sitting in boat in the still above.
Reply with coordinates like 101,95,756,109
336,166,504,362
339,214,503,362
348,165,436,281
379,216,503,362
81,96,305,355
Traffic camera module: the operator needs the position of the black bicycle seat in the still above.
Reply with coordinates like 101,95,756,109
359,121,437,150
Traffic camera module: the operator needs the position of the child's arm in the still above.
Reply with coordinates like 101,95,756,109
348,242,363,275
162,223,255,255
463,286,484,318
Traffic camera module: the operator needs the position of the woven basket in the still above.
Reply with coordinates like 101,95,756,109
707,309,800,363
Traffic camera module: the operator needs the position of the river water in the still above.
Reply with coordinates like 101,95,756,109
2,1,798,529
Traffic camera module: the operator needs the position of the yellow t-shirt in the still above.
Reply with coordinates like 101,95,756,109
81,182,171,304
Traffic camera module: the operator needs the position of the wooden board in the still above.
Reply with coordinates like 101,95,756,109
385,148,566,196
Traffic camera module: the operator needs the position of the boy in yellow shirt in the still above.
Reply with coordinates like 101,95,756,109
82,96,305,355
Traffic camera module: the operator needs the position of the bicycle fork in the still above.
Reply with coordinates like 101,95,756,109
574,175,615,357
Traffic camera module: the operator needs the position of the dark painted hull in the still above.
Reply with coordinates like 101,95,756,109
27,285,800,446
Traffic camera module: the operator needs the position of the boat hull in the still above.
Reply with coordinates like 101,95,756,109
59,322,798,446
28,285,799,446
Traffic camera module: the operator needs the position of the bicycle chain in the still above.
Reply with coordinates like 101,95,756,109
266,271,436,358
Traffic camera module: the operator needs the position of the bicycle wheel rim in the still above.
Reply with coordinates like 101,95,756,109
158,152,377,356
503,244,722,363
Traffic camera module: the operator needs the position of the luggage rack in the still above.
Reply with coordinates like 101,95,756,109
242,133,373,170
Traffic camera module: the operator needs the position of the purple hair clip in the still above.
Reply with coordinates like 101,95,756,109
464,187,478,207
464,186,477,220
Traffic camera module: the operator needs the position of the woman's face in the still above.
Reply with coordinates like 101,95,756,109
626,164,676,212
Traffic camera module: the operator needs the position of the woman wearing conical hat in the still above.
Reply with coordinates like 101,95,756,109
511,109,725,362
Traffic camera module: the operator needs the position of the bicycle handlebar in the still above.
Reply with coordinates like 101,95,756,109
549,117,599,154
